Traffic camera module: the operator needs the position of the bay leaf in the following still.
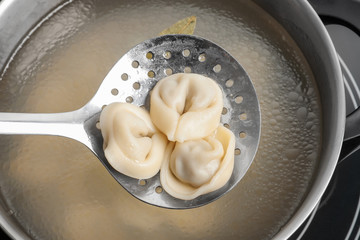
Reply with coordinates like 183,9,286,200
159,16,197,36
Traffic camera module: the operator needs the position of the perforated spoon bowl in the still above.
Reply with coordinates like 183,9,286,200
0,35,260,209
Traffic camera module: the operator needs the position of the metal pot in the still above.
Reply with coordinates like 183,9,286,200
0,0,345,239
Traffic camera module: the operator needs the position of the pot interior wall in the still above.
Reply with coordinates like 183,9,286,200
254,1,344,238
0,0,341,239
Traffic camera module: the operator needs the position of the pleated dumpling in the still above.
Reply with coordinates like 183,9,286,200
160,125,235,200
150,73,223,142
100,103,168,179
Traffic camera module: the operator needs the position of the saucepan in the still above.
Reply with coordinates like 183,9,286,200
0,0,351,239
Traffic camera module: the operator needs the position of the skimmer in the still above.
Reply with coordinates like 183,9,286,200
0,35,260,209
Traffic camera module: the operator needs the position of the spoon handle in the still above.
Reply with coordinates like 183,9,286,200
0,111,88,141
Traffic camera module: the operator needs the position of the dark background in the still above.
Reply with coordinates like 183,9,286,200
0,0,359,239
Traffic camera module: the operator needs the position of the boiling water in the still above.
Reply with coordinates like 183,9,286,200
0,0,321,239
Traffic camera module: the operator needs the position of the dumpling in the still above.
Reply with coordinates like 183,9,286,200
160,125,235,200
100,102,168,179
150,73,223,142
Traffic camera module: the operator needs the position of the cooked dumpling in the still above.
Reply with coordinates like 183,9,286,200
100,103,168,179
160,126,235,200
150,73,223,142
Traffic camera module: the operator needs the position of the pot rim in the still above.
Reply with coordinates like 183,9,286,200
263,0,345,239
0,0,346,239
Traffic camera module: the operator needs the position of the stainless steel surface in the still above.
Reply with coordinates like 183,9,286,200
0,0,65,78
254,0,345,239
0,1,66,239
0,0,344,239
0,34,261,209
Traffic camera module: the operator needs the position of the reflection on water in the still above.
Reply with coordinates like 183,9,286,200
0,0,321,239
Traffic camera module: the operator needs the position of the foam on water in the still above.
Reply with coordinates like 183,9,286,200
0,0,321,239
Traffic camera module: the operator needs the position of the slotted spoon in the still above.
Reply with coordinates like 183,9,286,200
0,35,260,209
